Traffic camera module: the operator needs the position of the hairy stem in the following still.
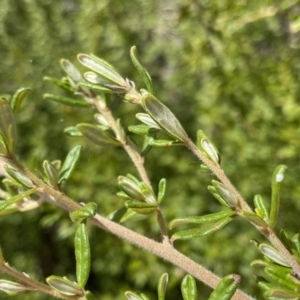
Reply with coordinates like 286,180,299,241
92,98,170,240
0,260,85,300
10,157,254,300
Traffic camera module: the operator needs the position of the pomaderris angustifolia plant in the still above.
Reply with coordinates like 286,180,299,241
0,46,300,300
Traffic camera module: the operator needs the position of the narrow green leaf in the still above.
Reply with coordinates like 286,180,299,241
0,280,31,294
0,189,35,211
43,93,90,108
157,178,167,204
208,186,230,207
118,176,145,201
78,54,127,87
70,202,97,222
264,267,298,291
267,288,300,299
60,59,84,83
136,113,161,129
253,194,269,221
75,222,91,288
11,88,31,113
4,165,33,188
169,210,235,229
242,211,268,228
142,92,189,142
128,124,159,135
64,126,83,137
46,276,83,296
140,182,157,204
120,208,137,223
43,76,76,93
197,130,220,164
208,274,240,300
149,139,182,147
259,244,290,267
270,165,287,228
157,273,169,300
280,229,300,259
130,46,155,95
212,181,237,208
58,145,83,184
124,200,157,215
77,82,114,93
181,274,198,300
125,291,144,300
0,98,17,154
77,123,120,146
172,218,232,241
43,160,59,187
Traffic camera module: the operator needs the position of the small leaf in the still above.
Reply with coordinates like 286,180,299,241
208,186,230,207
60,59,84,83
0,280,31,294
64,126,83,137
75,222,91,288
0,189,35,211
197,130,220,164
11,88,31,113
140,182,157,204
58,145,83,184
157,273,169,300
125,291,144,300
169,210,235,229
142,92,189,142
118,176,145,201
172,218,232,241
70,202,97,222
43,160,59,187
149,139,183,147
267,288,300,299
124,200,158,215
208,274,240,300
43,94,90,108
157,178,167,204
128,124,159,135
212,181,237,208
253,194,269,221
0,98,17,154
280,229,300,259
77,123,120,146
242,211,268,228
46,276,83,296
264,267,298,291
130,46,155,95
5,165,33,188
181,274,197,300
136,113,161,129
120,208,137,223
43,76,76,93
78,54,127,87
270,165,287,228
77,82,115,93
259,244,291,267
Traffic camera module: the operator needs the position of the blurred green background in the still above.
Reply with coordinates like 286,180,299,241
1,0,300,299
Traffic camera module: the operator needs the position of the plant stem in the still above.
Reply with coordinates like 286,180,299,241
0,260,85,300
184,140,300,277
92,98,170,241
10,157,254,300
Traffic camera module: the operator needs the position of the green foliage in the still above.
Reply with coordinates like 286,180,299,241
1,1,300,300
